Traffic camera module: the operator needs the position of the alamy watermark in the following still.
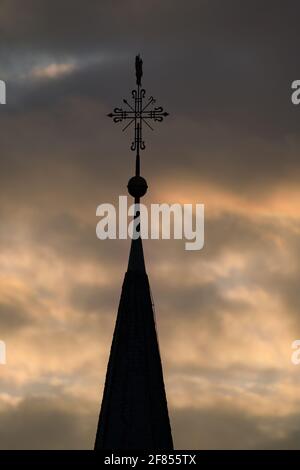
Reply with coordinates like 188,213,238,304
291,340,300,365
96,196,204,251
0,80,6,104
0,341,6,365
291,80,300,105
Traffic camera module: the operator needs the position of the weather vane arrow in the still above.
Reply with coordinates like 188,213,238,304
107,54,169,181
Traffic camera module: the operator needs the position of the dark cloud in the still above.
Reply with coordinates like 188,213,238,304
0,396,96,449
2,0,300,200
69,282,119,314
0,302,32,334
171,406,300,450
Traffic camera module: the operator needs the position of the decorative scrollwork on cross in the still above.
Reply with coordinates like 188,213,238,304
107,55,169,157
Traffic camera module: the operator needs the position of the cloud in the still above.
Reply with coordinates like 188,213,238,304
0,395,97,449
171,406,300,450
30,62,77,80
0,0,300,450
0,302,32,334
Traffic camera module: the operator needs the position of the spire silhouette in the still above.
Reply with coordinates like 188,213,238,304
95,56,172,450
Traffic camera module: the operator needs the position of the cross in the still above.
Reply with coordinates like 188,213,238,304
107,55,169,176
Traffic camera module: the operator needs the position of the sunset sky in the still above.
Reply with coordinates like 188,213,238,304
1,0,300,449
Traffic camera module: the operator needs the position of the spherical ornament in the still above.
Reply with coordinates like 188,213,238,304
127,176,148,198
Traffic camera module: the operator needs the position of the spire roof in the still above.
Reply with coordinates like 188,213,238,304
95,236,173,449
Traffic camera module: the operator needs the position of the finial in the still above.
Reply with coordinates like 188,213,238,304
127,175,148,199
135,54,143,86
107,56,169,199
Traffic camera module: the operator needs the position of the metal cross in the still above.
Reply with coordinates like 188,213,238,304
107,55,169,176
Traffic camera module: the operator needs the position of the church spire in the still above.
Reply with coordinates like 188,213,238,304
95,56,173,450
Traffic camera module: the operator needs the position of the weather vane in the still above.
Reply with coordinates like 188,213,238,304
107,55,169,184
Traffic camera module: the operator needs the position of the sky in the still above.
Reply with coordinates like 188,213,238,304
1,0,300,449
